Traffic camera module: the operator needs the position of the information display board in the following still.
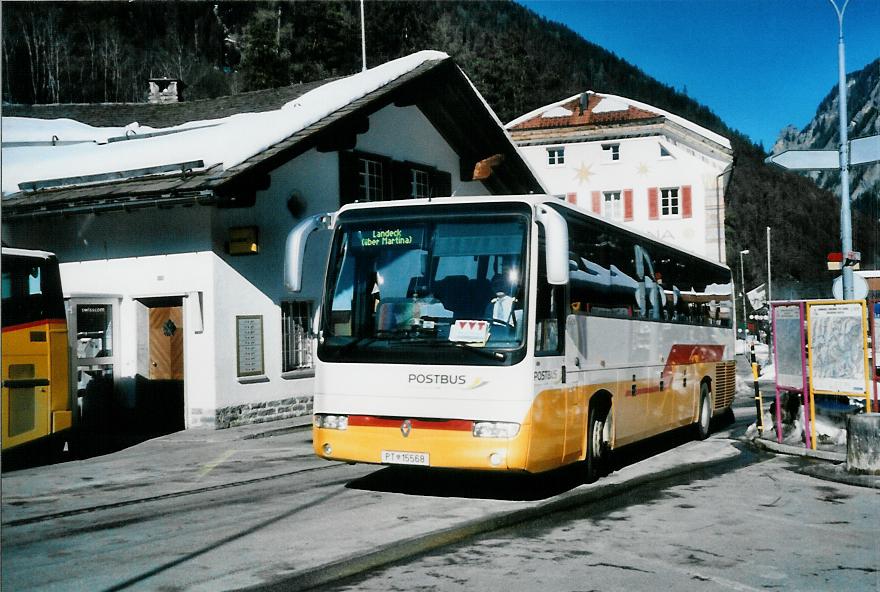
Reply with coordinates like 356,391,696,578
806,301,869,396
772,304,805,390
236,315,264,377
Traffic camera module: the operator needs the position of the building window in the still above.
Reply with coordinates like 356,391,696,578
660,187,680,217
547,147,565,166
282,301,313,372
340,151,451,206
411,169,431,198
602,143,620,162
659,143,672,158
358,157,385,202
603,191,624,221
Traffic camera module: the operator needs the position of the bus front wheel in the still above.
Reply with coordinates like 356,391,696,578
696,383,711,440
585,403,610,483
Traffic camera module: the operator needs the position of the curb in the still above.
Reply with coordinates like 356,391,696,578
749,437,846,462
243,447,744,592
242,418,313,440
748,437,880,490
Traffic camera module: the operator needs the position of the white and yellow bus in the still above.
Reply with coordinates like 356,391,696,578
286,196,736,480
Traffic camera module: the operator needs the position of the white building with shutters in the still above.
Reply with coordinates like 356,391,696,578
507,92,734,263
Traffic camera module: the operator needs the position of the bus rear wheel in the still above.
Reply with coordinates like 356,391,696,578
585,403,610,483
696,383,711,440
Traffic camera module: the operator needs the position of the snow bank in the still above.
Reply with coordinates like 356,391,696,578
1,51,449,195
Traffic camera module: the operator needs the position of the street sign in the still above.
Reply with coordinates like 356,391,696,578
765,134,880,170
832,274,868,299
850,134,880,166
765,149,838,170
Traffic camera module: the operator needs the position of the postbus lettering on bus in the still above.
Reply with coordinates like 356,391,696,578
408,373,467,385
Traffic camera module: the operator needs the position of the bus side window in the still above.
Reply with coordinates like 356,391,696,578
535,234,564,355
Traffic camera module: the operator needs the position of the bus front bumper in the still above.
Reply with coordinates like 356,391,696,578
313,421,532,471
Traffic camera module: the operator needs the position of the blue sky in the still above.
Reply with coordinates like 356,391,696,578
518,0,879,149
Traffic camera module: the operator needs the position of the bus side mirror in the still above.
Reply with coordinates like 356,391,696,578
536,205,569,286
284,212,334,292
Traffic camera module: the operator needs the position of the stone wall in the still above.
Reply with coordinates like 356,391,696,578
214,396,313,429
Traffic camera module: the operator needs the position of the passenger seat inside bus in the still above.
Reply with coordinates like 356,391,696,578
433,275,492,320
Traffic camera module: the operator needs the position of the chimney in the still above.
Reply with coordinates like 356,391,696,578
148,78,186,104
579,92,588,116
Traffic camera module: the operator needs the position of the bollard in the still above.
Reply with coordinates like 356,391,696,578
846,413,880,474
750,344,764,432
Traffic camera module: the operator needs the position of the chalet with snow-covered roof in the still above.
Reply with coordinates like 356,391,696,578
1,51,544,438
507,92,733,262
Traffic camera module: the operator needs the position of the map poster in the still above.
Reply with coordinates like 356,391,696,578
807,302,868,395
773,304,804,390
873,302,880,369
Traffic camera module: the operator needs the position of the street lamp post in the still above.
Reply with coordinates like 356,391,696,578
829,0,854,299
739,249,750,341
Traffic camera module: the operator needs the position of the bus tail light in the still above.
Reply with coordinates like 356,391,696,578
314,414,348,430
473,421,520,438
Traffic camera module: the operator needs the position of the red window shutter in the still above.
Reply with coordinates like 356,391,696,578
567,192,577,204
624,189,634,221
648,187,659,220
681,185,693,218
591,191,601,214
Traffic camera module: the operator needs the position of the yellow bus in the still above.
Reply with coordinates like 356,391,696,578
286,196,736,480
2,247,73,456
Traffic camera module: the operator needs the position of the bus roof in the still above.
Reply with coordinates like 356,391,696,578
335,195,732,271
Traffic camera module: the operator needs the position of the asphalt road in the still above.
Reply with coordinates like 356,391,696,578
324,453,879,592
2,382,874,592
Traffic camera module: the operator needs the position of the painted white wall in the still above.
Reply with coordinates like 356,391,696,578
3,102,497,428
518,134,729,261
60,252,217,427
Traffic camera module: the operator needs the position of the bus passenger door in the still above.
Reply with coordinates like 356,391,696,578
563,314,586,462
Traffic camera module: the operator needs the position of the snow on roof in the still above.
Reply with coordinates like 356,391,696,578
592,97,628,114
541,106,574,118
1,51,449,196
506,91,731,150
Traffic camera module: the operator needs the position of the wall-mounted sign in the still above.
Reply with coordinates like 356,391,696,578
228,226,259,256
236,315,264,377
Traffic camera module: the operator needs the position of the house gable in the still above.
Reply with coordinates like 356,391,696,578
2,53,543,220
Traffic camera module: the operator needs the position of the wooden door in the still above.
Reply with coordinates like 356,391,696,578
149,306,183,380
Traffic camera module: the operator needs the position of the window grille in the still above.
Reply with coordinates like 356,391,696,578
411,169,431,198
547,147,565,166
661,187,680,217
282,301,313,372
603,191,623,221
602,143,620,161
358,158,384,202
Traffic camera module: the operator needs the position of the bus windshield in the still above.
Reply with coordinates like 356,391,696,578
1,252,66,329
320,212,529,365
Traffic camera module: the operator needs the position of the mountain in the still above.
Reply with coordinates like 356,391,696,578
773,59,879,206
1,1,876,294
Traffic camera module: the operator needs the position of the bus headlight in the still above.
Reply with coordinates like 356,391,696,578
314,414,348,430
473,421,520,438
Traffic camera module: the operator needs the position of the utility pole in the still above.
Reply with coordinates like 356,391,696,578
765,1,879,298
766,227,772,306
360,0,367,72
829,0,854,299
740,249,750,341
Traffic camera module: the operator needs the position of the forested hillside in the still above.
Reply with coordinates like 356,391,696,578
2,1,876,294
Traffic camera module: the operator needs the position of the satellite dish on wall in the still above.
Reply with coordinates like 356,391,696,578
832,274,868,300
